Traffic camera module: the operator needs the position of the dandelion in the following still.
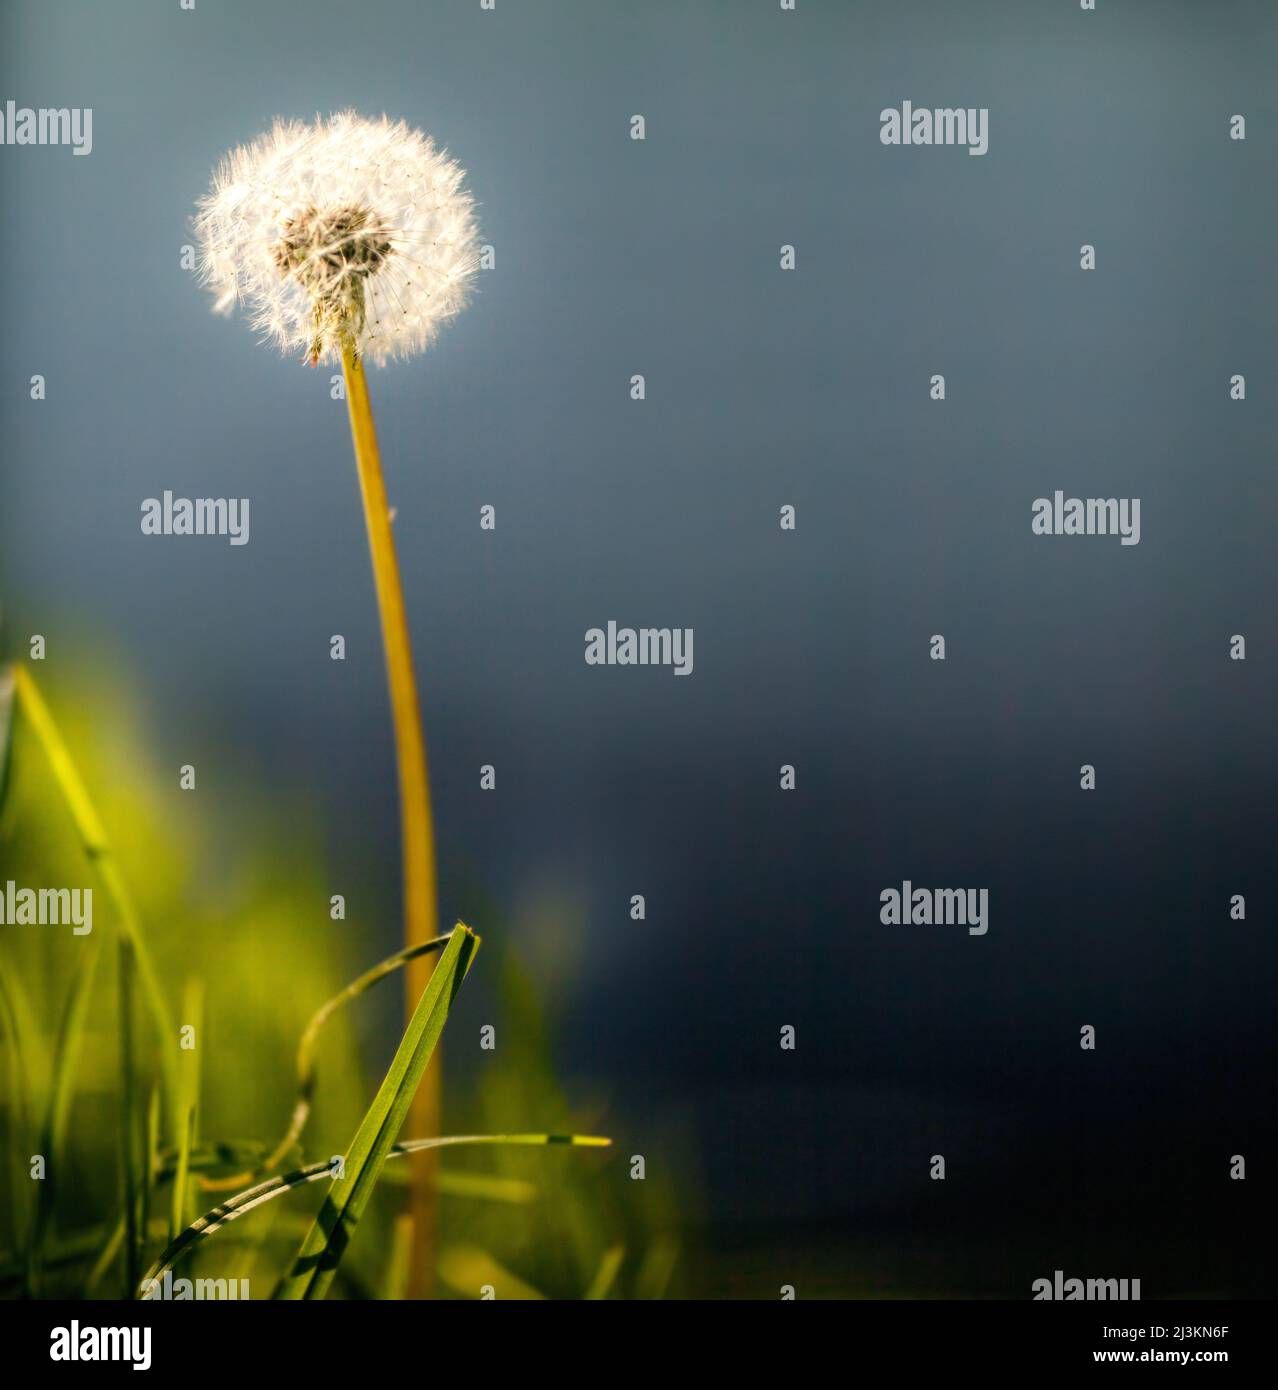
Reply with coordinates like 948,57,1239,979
195,111,480,1296
195,110,478,366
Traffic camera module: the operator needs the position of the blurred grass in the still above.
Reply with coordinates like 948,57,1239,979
0,660,686,1298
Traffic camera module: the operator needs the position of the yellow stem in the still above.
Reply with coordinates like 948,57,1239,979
340,343,440,1299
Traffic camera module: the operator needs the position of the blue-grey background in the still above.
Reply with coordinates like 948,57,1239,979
3,0,1276,1295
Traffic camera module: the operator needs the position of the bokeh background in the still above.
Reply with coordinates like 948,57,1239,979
2,0,1276,1296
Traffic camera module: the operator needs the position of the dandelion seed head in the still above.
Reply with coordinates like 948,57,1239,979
195,111,479,367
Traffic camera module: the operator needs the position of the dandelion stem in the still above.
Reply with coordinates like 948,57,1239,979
340,341,441,1299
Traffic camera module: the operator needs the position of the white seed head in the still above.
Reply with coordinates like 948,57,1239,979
195,111,479,366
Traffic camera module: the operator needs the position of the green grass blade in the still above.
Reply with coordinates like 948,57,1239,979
118,937,140,1297
139,1132,610,1295
139,1087,161,1289
168,977,203,1240
634,1233,680,1300
282,936,451,1170
0,964,38,1289
12,667,179,1134
201,935,453,1193
0,664,20,1279
0,665,14,815
585,1244,626,1301
28,936,103,1294
84,1216,126,1298
274,923,480,1300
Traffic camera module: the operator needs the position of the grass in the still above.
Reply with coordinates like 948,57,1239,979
276,922,479,1299
202,935,456,1193
143,1134,611,1295
9,667,179,1293
0,662,670,1299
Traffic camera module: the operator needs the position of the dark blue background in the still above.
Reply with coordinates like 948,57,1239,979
2,0,1275,1294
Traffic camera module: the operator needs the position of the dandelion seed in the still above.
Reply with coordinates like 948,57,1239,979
195,110,479,366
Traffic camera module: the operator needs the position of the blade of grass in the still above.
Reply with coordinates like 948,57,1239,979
585,1244,626,1301
0,665,15,815
0,965,38,1289
227,1183,282,1290
12,668,179,1129
28,935,102,1294
13,669,178,1107
138,1087,161,1295
275,922,479,1300
119,937,139,1297
14,668,179,1293
139,1132,609,1295
168,978,203,1238
0,668,28,1284
634,1233,680,1300
200,935,452,1193
0,961,47,1109
84,1216,126,1297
